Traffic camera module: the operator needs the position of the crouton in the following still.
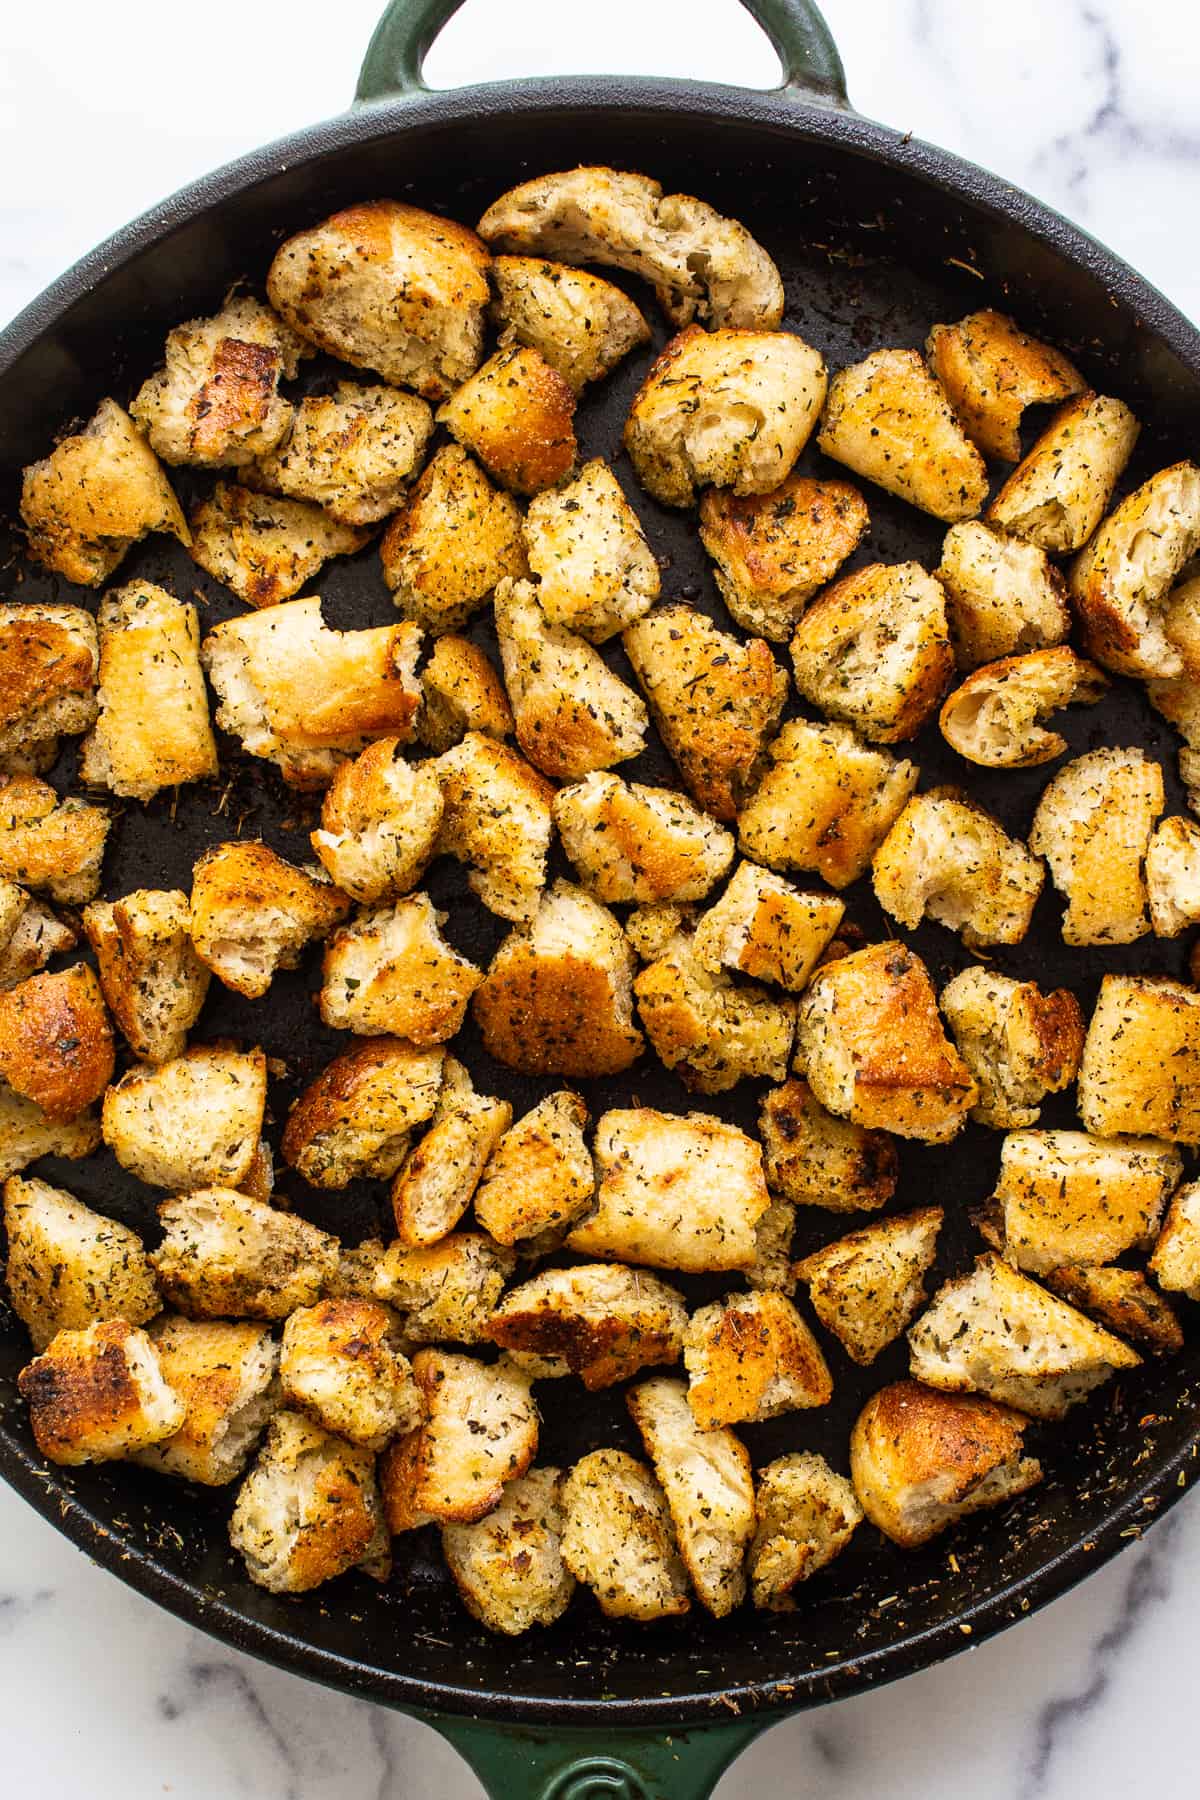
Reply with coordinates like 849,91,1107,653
871,789,1043,949
1147,816,1200,937
0,1085,100,1181
939,967,1084,1129
817,349,988,522
443,1464,575,1634
850,1380,1042,1548
373,1232,515,1345
1147,673,1200,811
280,1299,421,1452
20,399,189,587
907,1253,1140,1419
310,738,443,904
491,256,650,391
939,647,1108,769
82,890,209,1064
926,309,1085,462
487,1263,687,1388
267,200,491,401
758,1079,898,1212
1045,1265,1183,1357
568,1107,768,1273
746,1200,798,1294
560,1450,689,1621
987,392,1140,552
472,880,643,1077
131,1315,280,1484
281,1038,444,1189
433,733,553,921
189,482,369,608
692,862,843,993
750,1453,863,1610
796,943,977,1142
103,1045,266,1190
523,459,659,642
794,1208,943,1366
634,926,794,1093
737,719,919,890
201,596,423,789
478,166,784,330
1070,462,1200,677
380,445,526,634
229,1409,389,1592
789,561,953,743
152,1187,338,1320
473,1090,594,1245
0,603,98,767
626,1375,754,1617
18,1319,184,1467
0,777,109,905
437,345,577,496
191,840,350,999
0,965,113,1121
699,474,870,642
1029,747,1163,946
623,902,694,963
390,1059,512,1247
624,325,826,508
1078,974,1200,1144
130,294,307,467
3,1175,159,1351
494,577,648,779
938,525,1071,677
553,772,734,905
0,893,74,991
319,893,481,1046
379,1348,537,1526
417,636,513,752
250,382,433,525
1150,1178,1200,1300
682,1290,832,1429
324,1237,389,1305
1163,575,1200,679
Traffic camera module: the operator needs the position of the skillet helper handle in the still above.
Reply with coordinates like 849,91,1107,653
355,0,847,105
428,1714,766,1799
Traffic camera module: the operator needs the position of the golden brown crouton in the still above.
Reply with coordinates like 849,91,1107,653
103,1045,267,1190
417,636,513,753
908,1253,1139,1418
1078,974,1200,1144
491,256,651,390
987,391,1140,552
473,1090,594,1245
553,772,734,905
488,1263,687,1389
850,1380,1041,1548
568,1107,768,1273
926,309,1085,462
682,1290,832,1429
380,445,526,634
251,382,433,525
319,893,481,1046
737,719,919,890
523,459,659,642
872,789,1043,949
626,1375,754,1617
281,1038,444,1189
1146,815,1200,937
939,647,1108,768
940,967,1084,1129
1045,1265,1183,1357
132,1315,280,1484
189,482,369,608
795,943,977,1143
746,1199,799,1295
0,603,98,768
433,733,554,922
0,1085,100,1181
280,1299,421,1452
988,1129,1182,1276
0,892,74,991
20,399,189,587
935,519,1072,670
18,1319,184,1466
750,1453,863,1610
152,1187,339,1320
817,348,988,522
472,880,643,1078
229,1409,389,1592
437,345,577,496
560,1450,690,1621
758,1079,898,1212
794,1207,943,1366
1070,462,1200,677
789,561,953,743
624,325,826,508
634,926,794,1094
3,1175,159,1351
267,201,491,401
0,965,113,1121
373,1231,515,1345
699,474,870,642
1147,672,1200,812
379,1348,537,1527
622,901,695,963
390,1059,512,1248
692,862,844,993
0,777,109,905
443,1465,575,1635
1029,747,1164,946
191,839,351,999
1162,575,1200,678
1150,1178,1200,1300
310,737,444,904
82,889,210,1064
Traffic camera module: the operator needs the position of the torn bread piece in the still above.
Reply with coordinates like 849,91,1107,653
554,772,734,905
443,1465,575,1635
750,1453,863,1611
1029,746,1163,946
1070,461,1200,678
417,635,513,753
229,1410,388,1593
311,737,444,904
634,924,794,1094
473,1090,594,1245
0,892,74,990
190,839,350,999
940,967,1084,1129
0,778,109,905
987,391,1139,552
81,583,217,801
926,309,1084,462
692,863,844,993
561,1450,690,1621
988,1129,1182,1276
319,893,481,1047
487,1264,687,1389
817,348,988,522
699,474,870,642
0,603,98,770
103,1045,267,1190
523,459,659,642
794,1208,943,1366
152,1188,338,1321
1045,1265,1183,1358
1077,974,1200,1145
0,964,113,1121
1147,673,1200,812
491,255,650,390
759,1079,898,1213
3,1174,160,1351
381,444,526,634
0,1087,100,1181
373,1233,515,1346
82,889,210,1063
939,647,1108,768
790,562,953,744
280,1299,421,1452
936,519,1071,670
132,1316,280,1484
281,1038,445,1189
18,1319,184,1466
746,1200,798,1295
871,788,1043,949
189,482,369,608
390,1059,512,1248
250,382,433,525
1150,1178,1200,1300
682,1290,832,1429
1146,815,1200,937
437,345,577,496
433,733,553,922
379,1348,537,1527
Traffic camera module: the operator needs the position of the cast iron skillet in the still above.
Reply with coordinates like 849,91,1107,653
2,2,1200,1793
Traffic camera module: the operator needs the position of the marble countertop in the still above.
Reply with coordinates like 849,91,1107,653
3,1,1200,1795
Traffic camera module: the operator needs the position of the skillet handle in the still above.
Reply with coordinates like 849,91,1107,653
355,0,847,105
427,1714,767,1798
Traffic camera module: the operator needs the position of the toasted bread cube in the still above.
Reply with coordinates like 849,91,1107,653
491,256,650,391
926,309,1085,462
796,943,977,1143
1163,575,1200,679
82,889,209,1063
251,382,433,525
750,1453,862,1611
131,1315,280,1484
20,399,188,587
379,1348,537,1527
324,1236,389,1305
0,893,75,990
0,963,112,1125
850,1380,1041,1548
18,1319,184,1466
381,445,526,634
1070,462,1200,677
473,1091,594,1245
987,391,1139,552
153,1187,338,1320
623,901,695,963
682,1290,831,1429
759,1079,898,1213
626,1375,754,1617
936,520,1071,669
554,772,734,905
692,862,843,994
0,777,109,905
1030,747,1163,946
939,647,1108,769
310,738,443,904
0,1086,100,1181
80,583,217,800
560,1450,689,1621
433,733,553,922
191,840,350,999
790,562,953,744
281,1038,445,1189
437,345,576,496
229,1409,388,1592
568,1107,768,1273
794,1208,942,1366
523,459,659,643
908,1253,1139,1419
872,789,1043,949
103,1045,267,1190
373,1232,515,1345
634,926,794,1094
940,967,1084,1129
1045,1265,1183,1358
738,719,918,890
746,1199,798,1294
189,482,368,608
0,603,98,767
1147,815,1200,936
443,1464,575,1635
3,1175,159,1351
319,893,481,1046
817,348,987,522
473,880,643,1078
390,1058,512,1247
1150,1178,1200,1300
1078,974,1200,1144
488,1263,687,1389
417,635,513,753
1147,672,1200,811
280,1299,421,1452
699,474,870,642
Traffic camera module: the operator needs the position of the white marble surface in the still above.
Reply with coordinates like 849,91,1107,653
3,2,1200,1795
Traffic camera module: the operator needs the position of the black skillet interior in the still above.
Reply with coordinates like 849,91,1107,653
1,90,1199,1727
